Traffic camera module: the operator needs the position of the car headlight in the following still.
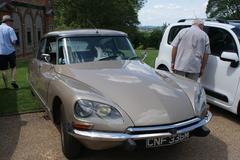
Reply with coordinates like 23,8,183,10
74,99,122,119
194,86,207,117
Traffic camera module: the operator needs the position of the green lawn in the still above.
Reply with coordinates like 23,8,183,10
0,60,42,115
0,50,158,115
136,49,158,67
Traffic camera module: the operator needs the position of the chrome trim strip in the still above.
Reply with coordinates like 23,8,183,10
70,111,212,142
127,117,201,133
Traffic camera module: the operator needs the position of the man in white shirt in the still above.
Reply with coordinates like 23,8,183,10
171,19,211,81
0,15,18,89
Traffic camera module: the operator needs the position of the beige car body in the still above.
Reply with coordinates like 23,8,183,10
28,30,212,156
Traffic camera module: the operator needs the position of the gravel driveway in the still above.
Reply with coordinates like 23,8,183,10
0,106,239,160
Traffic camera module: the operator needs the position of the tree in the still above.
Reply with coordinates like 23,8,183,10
146,29,162,49
206,0,240,19
54,0,146,40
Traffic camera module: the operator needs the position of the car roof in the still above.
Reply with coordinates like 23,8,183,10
171,19,238,30
43,29,127,38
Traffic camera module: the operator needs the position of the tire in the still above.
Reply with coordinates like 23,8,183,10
60,105,82,159
158,65,169,72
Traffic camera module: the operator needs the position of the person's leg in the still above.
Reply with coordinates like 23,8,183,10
2,70,8,88
11,66,16,82
0,55,9,88
9,52,18,89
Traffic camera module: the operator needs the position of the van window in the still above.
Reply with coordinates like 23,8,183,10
206,27,238,57
167,25,190,44
232,27,240,43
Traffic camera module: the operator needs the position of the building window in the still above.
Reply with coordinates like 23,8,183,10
48,25,54,31
27,29,32,45
15,29,20,46
37,30,41,42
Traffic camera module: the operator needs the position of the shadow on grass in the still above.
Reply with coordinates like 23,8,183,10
0,88,27,160
0,89,19,114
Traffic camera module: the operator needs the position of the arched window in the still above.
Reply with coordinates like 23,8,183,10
24,14,33,53
35,15,43,43
12,13,22,55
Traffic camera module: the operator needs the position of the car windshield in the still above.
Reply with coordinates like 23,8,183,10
60,36,137,64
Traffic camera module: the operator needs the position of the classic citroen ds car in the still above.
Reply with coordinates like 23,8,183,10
28,29,212,159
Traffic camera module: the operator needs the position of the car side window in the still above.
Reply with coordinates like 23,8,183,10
206,27,238,57
45,37,57,64
58,39,66,64
167,25,190,44
37,39,46,59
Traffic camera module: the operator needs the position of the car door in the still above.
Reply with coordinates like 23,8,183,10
201,26,240,106
29,38,46,92
35,37,57,106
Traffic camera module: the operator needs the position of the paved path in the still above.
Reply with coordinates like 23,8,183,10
0,106,239,160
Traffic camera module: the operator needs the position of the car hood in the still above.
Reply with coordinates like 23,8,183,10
55,60,195,126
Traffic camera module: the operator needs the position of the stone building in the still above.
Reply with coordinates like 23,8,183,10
0,0,54,56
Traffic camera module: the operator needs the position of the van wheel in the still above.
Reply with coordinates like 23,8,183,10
60,105,82,159
157,65,169,72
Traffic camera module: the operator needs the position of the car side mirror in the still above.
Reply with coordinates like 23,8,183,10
141,50,148,61
220,51,239,67
40,53,51,63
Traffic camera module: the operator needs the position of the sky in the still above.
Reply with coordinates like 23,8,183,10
138,0,209,26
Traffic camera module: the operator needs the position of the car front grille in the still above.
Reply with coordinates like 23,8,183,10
126,117,201,135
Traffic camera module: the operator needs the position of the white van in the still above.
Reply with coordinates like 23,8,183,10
155,19,240,116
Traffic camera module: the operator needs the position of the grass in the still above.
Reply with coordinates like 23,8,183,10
136,49,158,67
0,59,42,115
0,50,158,115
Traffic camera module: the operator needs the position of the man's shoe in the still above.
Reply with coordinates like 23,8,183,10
11,81,19,89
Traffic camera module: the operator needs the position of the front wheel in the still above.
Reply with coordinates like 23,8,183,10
60,105,82,159
158,65,170,72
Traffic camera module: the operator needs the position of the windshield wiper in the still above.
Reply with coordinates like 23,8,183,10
128,56,139,60
98,55,119,61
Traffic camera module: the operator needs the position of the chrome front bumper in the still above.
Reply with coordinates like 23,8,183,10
70,111,212,144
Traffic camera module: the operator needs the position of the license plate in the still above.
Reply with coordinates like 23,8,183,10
146,132,189,148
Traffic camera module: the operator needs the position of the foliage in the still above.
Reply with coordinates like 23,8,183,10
132,30,148,48
147,29,162,49
134,27,165,49
54,0,146,41
206,0,240,19
53,0,168,49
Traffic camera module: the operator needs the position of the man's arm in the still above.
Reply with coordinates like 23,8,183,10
9,28,17,45
171,47,177,71
200,53,208,77
200,34,210,77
